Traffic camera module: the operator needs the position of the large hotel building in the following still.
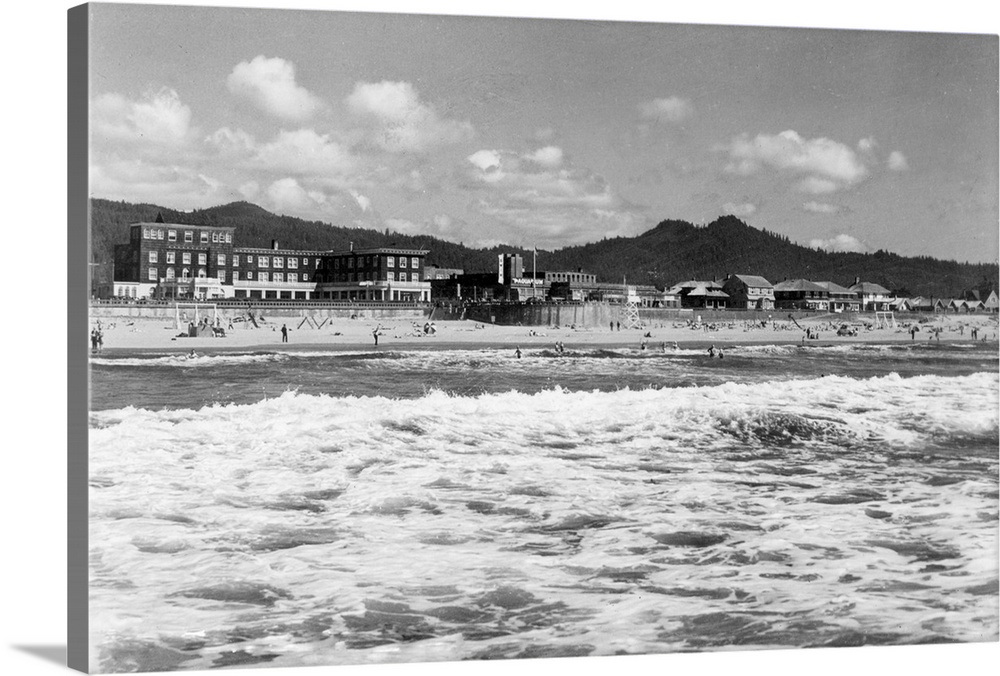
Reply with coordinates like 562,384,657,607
109,221,431,302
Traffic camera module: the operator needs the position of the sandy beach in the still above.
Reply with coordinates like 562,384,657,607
89,312,1000,353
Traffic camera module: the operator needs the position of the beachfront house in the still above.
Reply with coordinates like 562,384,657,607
813,281,861,313
772,279,830,311
849,279,893,312
721,274,775,310
667,280,729,309
961,283,999,313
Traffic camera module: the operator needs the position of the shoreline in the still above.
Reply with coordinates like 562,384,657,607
89,315,1000,355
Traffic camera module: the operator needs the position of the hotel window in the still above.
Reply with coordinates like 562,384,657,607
166,251,175,264
217,254,226,267
143,228,150,239
302,258,308,267
198,268,206,278
411,257,419,268
148,267,157,281
258,256,269,267
148,251,158,263
334,259,340,270
287,257,298,269
166,267,175,280
198,253,207,266
181,268,190,279
246,271,253,280
387,271,395,281
387,256,395,268
200,231,208,244
399,257,409,268
273,257,283,268
246,255,253,264
260,272,269,282
287,273,297,283
301,274,308,282
225,233,232,243
182,252,192,265
211,232,218,243
348,258,354,269
167,230,176,242
273,272,283,283
159,230,165,239
218,270,225,283
184,231,193,243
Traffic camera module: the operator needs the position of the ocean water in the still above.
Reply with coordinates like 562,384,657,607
88,341,1000,672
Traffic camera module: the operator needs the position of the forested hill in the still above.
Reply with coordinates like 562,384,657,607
543,216,998,298
88,200,997,298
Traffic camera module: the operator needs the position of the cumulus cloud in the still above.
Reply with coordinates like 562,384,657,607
803,201,841,214
347,80,474,153
207,127,355,181
809,233,867,252
89,157,227,208
638,96,695,123
463,147,645,247
721,202,757,217
92,88,195,147
523,146,564,169
724,130,869,192
888,151,910,171
227,56,323,122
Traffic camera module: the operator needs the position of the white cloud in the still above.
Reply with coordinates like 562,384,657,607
721,202,757,217
92,88,195,147
523,146,564,168
638,96,695,123
467,149,502,172
888,151,910,171
227,56,323,122
809,233,866,252
349,189,371,212
89,157,227,208
207,127,355,181
347,80,474,153
803,201,841,214
724,130,869,192
464,147,645,247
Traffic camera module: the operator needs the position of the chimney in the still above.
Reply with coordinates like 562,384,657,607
271,239,279,250
349,241,354,252
855,276,860,285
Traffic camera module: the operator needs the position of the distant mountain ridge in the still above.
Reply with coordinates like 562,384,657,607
87,199,997,298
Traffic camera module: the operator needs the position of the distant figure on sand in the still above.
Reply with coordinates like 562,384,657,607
707,345,715,357
373,327,380,346
281,324,288,343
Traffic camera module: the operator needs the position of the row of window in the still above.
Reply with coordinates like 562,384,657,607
243,255,312,269
143,228,234,244
333,256,419,270
147,267,311,284
148,252,322,269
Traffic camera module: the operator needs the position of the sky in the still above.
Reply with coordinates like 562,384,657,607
85,1,999,263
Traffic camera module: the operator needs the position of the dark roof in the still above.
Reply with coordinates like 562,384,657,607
849,281,891,295
814,281,855,294
773,279,828,293
727,274,773,288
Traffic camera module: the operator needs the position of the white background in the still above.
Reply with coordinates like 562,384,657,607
2,1,997,675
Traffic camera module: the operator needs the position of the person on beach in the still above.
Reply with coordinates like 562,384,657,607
90,328,98,352
515,346,522,359
707,345,715,357
610,321,614,332
718,349,724,359
281,324,288,343
97,330,104,352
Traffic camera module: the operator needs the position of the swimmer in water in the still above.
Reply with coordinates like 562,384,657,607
187,350,197,359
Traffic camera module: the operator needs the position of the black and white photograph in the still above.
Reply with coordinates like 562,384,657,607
15,1,1000,675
